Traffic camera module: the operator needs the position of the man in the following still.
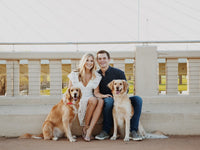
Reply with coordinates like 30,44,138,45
95,50,143,141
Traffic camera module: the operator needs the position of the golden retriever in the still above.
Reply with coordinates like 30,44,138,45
20,87,82,142
108,80,133,141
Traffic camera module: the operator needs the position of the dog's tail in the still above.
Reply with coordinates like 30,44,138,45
19,133,43,139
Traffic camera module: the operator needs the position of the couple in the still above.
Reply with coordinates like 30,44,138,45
68,50,143,142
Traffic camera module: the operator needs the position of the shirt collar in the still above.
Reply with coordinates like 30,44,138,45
99,66,111,75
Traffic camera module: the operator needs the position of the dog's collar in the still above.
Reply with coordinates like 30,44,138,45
67,102,73,105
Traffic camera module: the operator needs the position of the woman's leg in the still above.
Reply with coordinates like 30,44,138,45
83,97,98,135
85,99,104,141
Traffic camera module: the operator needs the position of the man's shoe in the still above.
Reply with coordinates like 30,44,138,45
130,130,143,141
95,131,109,140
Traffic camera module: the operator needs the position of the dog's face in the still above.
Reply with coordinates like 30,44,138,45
108,80,128,95
63,87,82,104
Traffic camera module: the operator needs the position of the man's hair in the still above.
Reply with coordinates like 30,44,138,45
97,50,110,59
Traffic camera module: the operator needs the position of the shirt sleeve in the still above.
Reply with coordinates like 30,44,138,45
68,71,78,86
92,72,102,89
118,70,127,81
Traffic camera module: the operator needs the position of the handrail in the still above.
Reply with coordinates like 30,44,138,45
0,40,200,45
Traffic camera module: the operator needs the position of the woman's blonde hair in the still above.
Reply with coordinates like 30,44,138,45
77,53,97,83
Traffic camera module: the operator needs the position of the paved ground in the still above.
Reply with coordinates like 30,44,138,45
0,136,200,150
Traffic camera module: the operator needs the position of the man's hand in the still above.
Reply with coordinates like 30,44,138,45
102,94,112,98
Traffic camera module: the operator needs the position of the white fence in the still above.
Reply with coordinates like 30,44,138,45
1,46,200,102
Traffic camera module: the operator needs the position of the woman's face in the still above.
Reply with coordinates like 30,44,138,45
84,56,94,71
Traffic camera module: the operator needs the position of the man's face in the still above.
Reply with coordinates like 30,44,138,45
97,53,110,69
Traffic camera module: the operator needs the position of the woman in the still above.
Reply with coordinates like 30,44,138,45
68,53,111,141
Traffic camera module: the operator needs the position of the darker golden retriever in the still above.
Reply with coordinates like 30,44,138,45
20,87,82,142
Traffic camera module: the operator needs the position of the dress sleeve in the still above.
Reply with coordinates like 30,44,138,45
92,72,102,89
68,71,78,86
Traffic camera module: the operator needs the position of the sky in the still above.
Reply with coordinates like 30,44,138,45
0,0,200,51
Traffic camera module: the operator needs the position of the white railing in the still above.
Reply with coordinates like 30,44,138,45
0,45,200,105
0,51,135,104
158,50,200,96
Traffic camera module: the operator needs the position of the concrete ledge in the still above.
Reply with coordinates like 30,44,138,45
0,104,102,137
0,102,200,137
141,103,200,135
1,95,200,105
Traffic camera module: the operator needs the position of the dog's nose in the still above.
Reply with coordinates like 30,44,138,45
74,93,77,97
116,87,119,90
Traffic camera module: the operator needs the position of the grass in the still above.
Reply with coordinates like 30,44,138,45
40,89,50,95
40,81,134,95
39,80,187,95
159,75,187,92
20,72,188,95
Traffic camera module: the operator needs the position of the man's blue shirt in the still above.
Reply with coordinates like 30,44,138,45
97,66,126,95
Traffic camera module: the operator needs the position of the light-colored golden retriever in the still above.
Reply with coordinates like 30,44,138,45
108,80,133,141
20,87,82,142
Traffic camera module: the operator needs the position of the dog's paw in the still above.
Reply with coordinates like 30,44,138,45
110,136,117,140
52,137,59,141
123,137,130,142
69,138,76,142
72,135,77,139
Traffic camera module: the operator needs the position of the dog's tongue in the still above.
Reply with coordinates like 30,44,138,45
116,90,121,94
74,97,77,101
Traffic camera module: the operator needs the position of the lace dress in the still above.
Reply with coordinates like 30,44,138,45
68,71,102,126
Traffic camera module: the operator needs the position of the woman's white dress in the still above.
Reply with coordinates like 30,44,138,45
68,71,102,126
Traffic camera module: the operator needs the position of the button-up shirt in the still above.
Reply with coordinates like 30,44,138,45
97,66,126,95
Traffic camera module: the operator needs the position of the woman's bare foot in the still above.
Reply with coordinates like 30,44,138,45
84,135,91,142
84,128,93,142
82,126,89,138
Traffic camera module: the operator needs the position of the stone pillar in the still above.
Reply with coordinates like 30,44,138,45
49,60,62,96
166,59,178,95
13,61,20,96
187,59,200,95
71,59,79,71
6,60,19,96
28,60,41,96
135,46,158,96
6,61,14,96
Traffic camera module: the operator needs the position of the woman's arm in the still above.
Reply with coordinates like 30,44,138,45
94,86,112,99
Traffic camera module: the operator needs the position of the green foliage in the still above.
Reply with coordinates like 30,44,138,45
127,80,134,94
62,87,68,94
159,75,187,92
40,89,50,95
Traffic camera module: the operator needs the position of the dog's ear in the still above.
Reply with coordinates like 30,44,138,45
63,88,71,104
78,88,82,99
108,80,114,90
66,88,72,100
123,80,129,92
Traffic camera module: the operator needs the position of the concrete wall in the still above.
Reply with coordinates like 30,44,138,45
1,47,200,136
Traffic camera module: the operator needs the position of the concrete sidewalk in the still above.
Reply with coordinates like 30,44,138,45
0,136,200,150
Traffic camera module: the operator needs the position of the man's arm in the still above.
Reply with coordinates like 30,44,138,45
94,86,112,98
